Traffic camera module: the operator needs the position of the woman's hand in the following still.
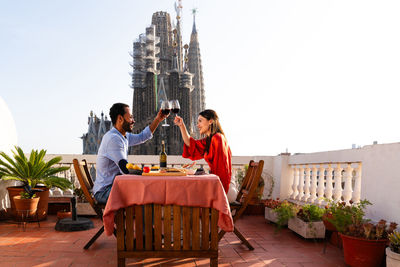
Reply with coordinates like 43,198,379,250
174,115,184,127
174,115,190,146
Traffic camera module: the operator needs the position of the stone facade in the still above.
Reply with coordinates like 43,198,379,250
130,8,205,155
81,111,111,154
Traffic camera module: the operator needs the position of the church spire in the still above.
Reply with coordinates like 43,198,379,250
174,0,183,71
188,7,204,138
191,8,197,34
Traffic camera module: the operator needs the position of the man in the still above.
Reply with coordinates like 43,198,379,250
93,103,168,204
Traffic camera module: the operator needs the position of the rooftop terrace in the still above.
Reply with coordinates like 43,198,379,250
0,215,345,267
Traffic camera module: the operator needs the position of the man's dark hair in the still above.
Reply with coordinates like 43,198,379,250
109,103,129,125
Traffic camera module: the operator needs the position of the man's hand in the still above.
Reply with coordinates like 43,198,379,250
156,108,169,122
150,108,170,133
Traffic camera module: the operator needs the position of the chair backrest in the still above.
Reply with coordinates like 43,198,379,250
233,160,264,222
82,159,94,188
73,158,98,211
235,160,255,202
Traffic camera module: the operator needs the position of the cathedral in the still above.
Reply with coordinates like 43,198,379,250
82,2,205,155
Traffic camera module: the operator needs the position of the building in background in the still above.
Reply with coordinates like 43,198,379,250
130,3,205,155
82,1,205,155
81,111,111,154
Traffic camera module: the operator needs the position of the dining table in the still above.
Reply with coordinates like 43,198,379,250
102,173,234,236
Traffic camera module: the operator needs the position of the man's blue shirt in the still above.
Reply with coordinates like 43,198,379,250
93,126,152,194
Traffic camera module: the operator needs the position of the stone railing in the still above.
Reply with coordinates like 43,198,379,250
287,161,362,206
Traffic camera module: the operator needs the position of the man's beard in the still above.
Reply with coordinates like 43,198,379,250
122,120,133,133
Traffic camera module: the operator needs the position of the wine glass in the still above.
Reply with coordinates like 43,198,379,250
160,100,171,127
171,100,180,116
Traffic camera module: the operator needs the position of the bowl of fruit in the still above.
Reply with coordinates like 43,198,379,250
126,163,142,175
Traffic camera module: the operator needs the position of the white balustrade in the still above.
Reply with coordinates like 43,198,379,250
303,166,311,202
291,166,299,199
325,164,334,202
297,166,305,201
288,162,362,206
310,165,318,203
317,166,325,204
333,164,343,202
342,164,353,205
352,163,362,203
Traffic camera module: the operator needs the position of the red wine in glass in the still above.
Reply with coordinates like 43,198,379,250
160,100,171,126
162,109,171,115
171,100,180,114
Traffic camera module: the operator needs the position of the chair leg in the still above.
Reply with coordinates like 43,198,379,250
233,226,254,250
218,230,226,241
210,257,218,267
323,230,334,254
118,257,125,267
84,226,105,250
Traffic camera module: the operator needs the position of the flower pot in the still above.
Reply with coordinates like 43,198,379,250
7,186,49,221
340,233,387,267
322,213,337,232
13,196,40,217
288,217,325,238
386,247,400,267
57,211,72,220
265,207,284,225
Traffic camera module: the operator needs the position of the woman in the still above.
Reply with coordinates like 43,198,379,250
174,109,232,193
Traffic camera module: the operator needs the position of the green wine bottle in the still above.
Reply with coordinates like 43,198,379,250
160,140,167,168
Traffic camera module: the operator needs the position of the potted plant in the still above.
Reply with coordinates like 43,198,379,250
13,186,40,217
273,200,298,229
386,230,400,267
264,198,282,224
0,146,72,220
288,204,326,238
327,199,398,267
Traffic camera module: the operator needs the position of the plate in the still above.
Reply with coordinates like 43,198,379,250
128,169,142,175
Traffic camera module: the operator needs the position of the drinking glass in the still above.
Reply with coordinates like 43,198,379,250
171,100,180,115
160,100,171,126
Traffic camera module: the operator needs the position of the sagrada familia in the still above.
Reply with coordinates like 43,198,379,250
81,1,205,155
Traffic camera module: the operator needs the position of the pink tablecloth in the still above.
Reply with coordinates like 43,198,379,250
103,174,234,236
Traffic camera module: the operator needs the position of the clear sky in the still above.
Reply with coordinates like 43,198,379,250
1,0,400,156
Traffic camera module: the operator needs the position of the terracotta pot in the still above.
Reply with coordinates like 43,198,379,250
7,186,50,221
322,213,337,232
13,196,40,217
340,233,387,267
57,211,72,220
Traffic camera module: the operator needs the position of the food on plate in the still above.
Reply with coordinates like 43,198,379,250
126,163,141,170
151,165,160,171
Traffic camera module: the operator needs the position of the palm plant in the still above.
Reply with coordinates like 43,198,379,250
0,146,72,190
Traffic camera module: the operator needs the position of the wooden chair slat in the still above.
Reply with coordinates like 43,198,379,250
116,210,125,251
201,208,210,250
125,207,134,251
173,205,181,250
154,204,162,250
134,206,143,250
164,205,172,250
182,207,191,250
144,204,153,250
210,209,218,250
192,207,200,250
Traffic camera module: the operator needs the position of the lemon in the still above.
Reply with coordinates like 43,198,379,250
126,163,135,169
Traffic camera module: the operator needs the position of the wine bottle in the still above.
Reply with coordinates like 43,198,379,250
160,140,167,168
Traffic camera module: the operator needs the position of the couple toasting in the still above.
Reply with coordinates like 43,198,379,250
93,103,233,205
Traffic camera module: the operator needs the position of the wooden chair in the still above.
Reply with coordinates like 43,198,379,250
218,160,264,250
73,158,112,249
116,204,219,267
